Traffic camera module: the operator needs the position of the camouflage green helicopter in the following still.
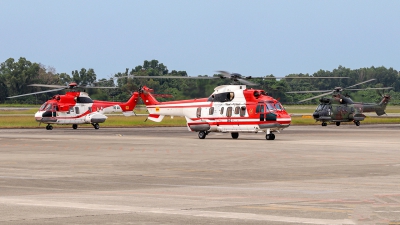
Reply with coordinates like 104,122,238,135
288,79,392,126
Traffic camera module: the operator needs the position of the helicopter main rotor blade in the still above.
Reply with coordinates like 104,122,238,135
264,76,349,79
237,78,258,86
28,84,66,88
345,87,393,91
286,90,332,93
7,88,66,98
344,79,376,89
109,75,217,80
81,86,118,89
298,91,334,103
136,75,216,79
216,71,233,79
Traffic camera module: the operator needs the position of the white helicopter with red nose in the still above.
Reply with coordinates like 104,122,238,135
8,82,139,130
134,71,293,140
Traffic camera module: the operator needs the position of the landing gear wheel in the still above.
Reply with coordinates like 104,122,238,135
231,132,239,139
266,133,275,140
198,131,206,139
93,123,100,129
322,122,327,126
46,124,53,130
354,121,360,126
336,122,341,126
72,124,78,129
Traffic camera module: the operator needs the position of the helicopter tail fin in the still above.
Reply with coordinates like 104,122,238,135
139,86,160,106
376,95,391,116
120,92,139,116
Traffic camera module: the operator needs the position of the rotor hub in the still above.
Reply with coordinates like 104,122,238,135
68,82,78,89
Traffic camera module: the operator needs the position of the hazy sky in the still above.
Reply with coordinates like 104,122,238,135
1,0,399,79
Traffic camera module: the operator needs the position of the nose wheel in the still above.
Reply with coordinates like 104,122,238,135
72,124,78,129
322,122,328,126
45,124,53,130
354,121,360,126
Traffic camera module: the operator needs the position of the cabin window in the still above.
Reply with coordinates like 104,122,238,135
240,106,246,117
76,97,93,103
209,107,214,115
234,106,240,114
70,106,74,112
226,107,233,117
196,107,201,118
220,107,224,115
75,107,80,115
256,105,260,113
207,92,235,102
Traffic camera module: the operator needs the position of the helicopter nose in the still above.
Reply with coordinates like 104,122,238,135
313,112,320,119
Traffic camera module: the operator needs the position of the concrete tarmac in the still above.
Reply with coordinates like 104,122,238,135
0,125,400,224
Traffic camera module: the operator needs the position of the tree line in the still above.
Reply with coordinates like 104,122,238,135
1,57,400,105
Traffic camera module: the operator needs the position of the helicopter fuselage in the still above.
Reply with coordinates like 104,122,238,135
140,85,291,140
312,94,389,126
35,91,138,130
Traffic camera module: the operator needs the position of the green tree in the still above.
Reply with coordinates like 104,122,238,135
71,68,97,86
0,57,40,98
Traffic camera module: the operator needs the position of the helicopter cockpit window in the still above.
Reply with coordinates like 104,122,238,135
39,103,47,111
316,104,324,111
76,97,94,103
45,104,52,111
207,92,235,102
266,102,275,111
275,102,283,110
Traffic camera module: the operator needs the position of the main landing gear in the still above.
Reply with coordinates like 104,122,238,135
266,133,275,140
198,131,207,139
92,123,100,129
354,121,360,126
231,132,239,139
45,124,53,130
322,122,328,126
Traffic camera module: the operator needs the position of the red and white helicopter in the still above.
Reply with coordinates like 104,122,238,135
137,72,291,140
8,82,138,130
